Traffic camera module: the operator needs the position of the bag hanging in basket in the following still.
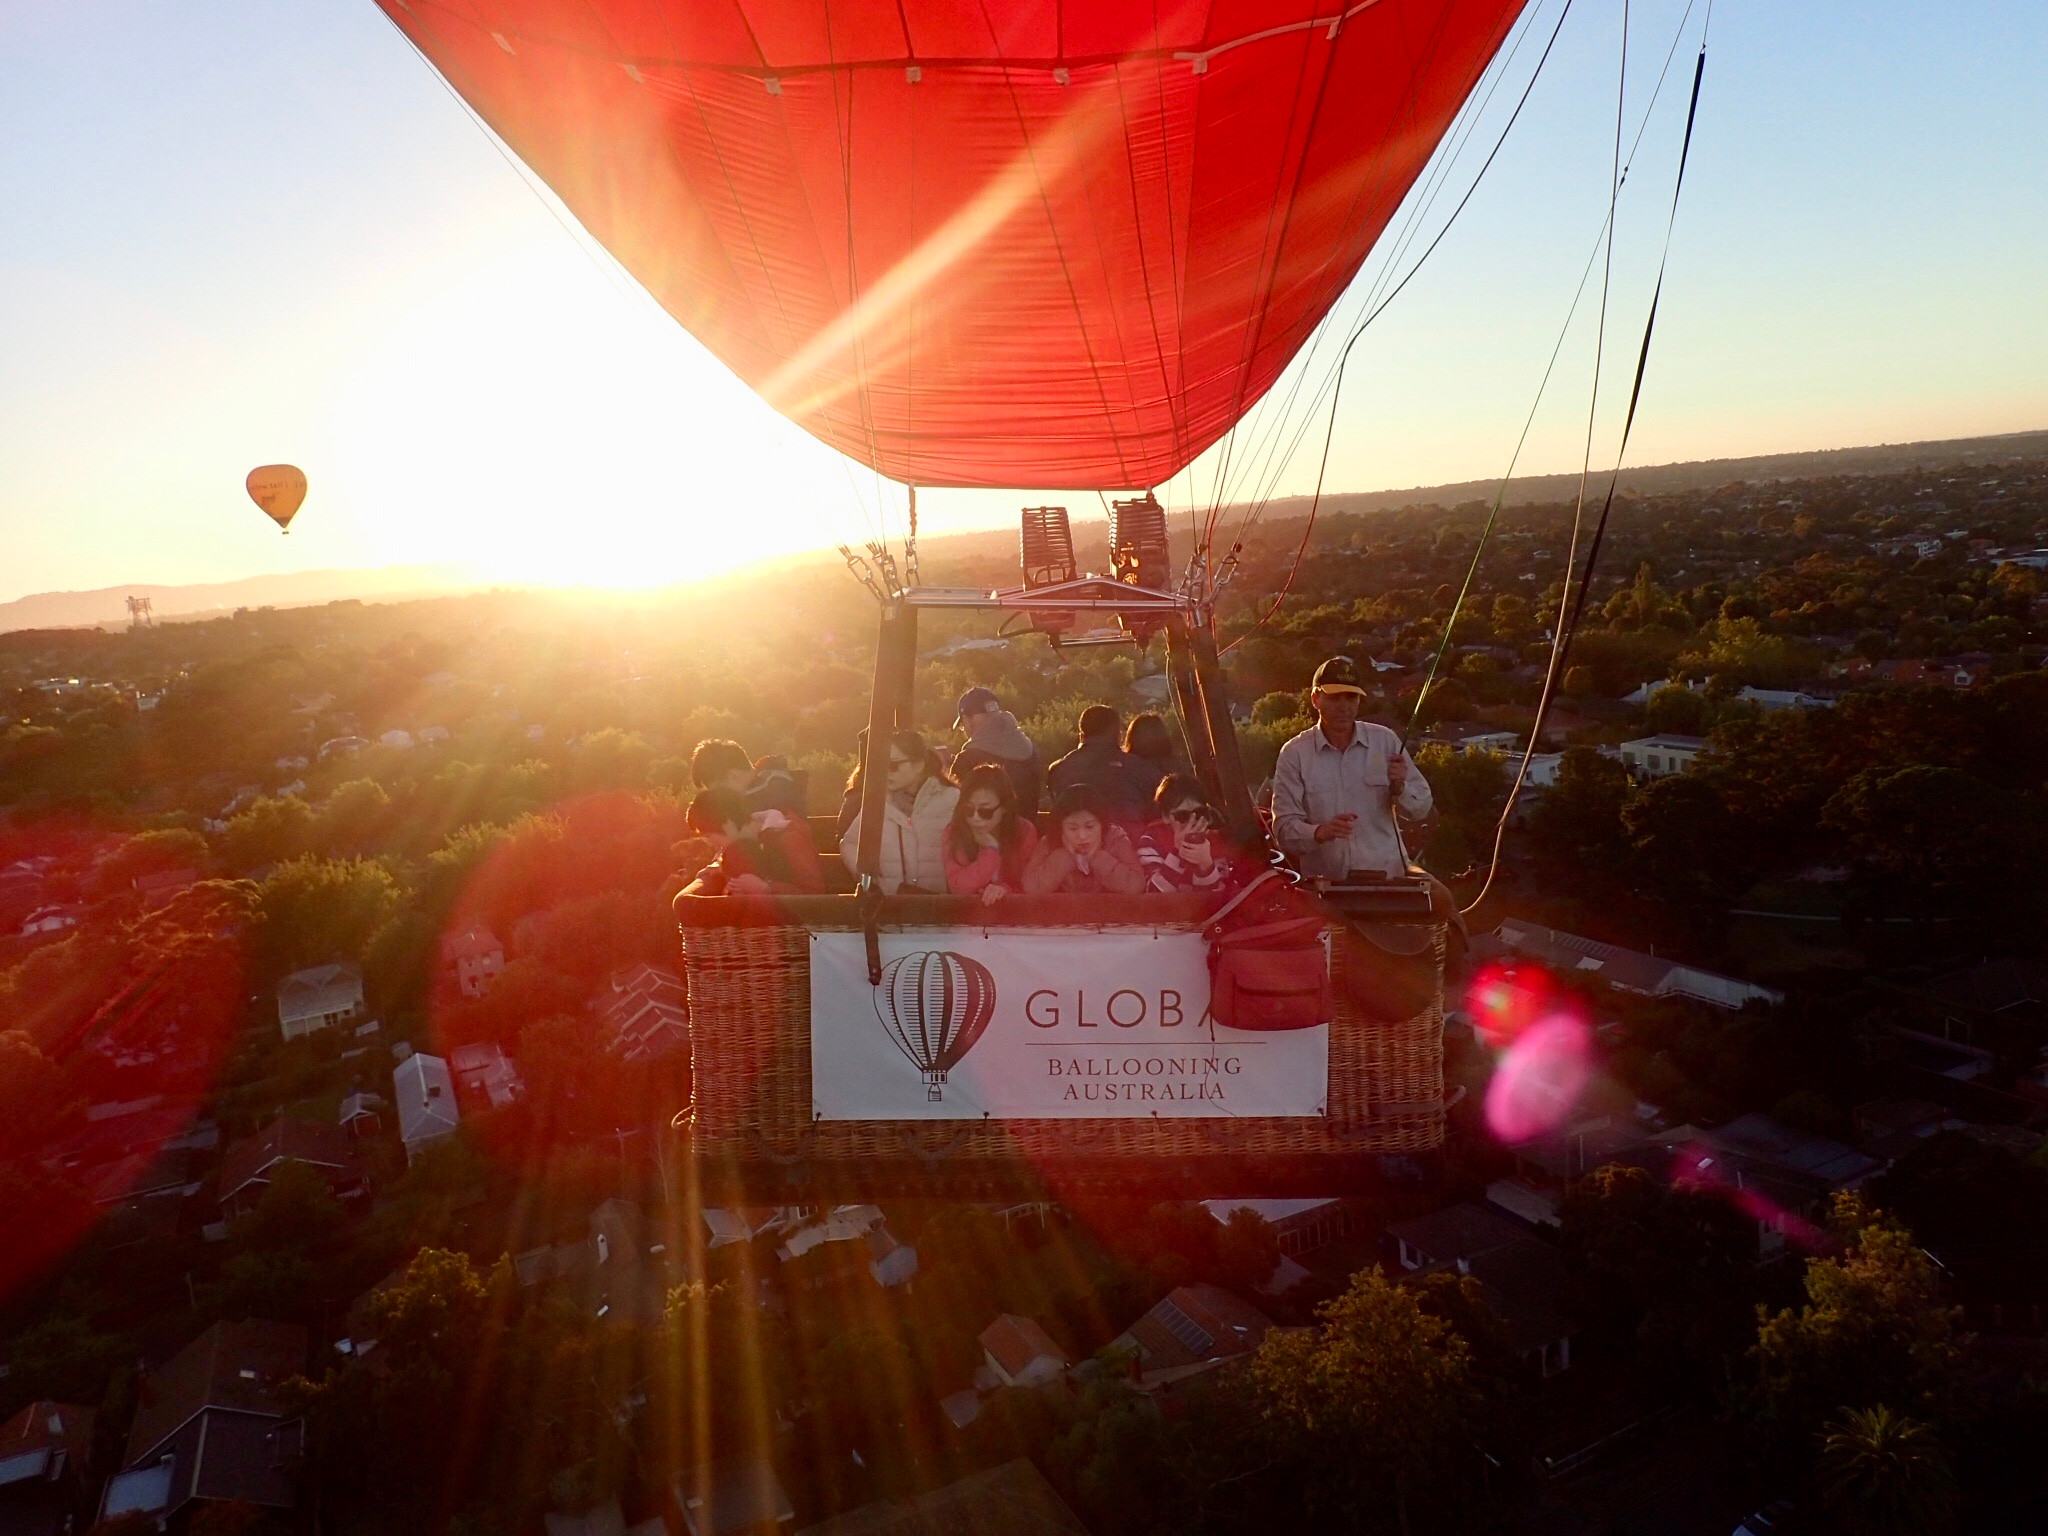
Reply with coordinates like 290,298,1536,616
1206,871,1330,1032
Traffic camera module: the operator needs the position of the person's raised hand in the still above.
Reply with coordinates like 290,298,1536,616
1388,755,1409,794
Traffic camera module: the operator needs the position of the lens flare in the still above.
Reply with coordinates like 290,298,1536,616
1484,1013,1593,1143
1671,1142,1831,1252
1465,960,1558,1049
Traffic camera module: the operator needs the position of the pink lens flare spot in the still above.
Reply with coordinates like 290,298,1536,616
1484,1013,1593,1143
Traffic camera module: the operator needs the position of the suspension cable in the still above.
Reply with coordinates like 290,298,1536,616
1464,1,1713,918
1215,0,1578,655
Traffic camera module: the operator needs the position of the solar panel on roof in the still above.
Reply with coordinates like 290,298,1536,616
1155,1300,1214,1357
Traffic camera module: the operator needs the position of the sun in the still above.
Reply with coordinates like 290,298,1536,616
325,243,897,589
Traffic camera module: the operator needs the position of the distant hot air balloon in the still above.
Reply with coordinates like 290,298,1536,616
874,951,996,1101
246,465,307,533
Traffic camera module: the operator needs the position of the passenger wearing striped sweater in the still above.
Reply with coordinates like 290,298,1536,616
1136,774,1246,894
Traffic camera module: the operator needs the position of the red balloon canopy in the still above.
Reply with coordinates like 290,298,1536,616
379,0,1526,489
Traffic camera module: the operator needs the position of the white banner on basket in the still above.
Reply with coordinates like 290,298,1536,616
808,928,1328,1121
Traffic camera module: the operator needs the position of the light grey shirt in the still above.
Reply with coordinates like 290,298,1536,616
1271,721,1433,879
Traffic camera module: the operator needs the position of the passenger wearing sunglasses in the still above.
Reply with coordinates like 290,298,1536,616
942,763,1039,905
837,729,959,893
1137,774,1243,893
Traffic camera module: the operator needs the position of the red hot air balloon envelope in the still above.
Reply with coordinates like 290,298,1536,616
247,465,308,532
376,0,1527,490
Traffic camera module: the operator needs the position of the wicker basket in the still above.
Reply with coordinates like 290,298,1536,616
675,893,1445,1197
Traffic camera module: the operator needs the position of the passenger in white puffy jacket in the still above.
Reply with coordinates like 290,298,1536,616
839,729,960,893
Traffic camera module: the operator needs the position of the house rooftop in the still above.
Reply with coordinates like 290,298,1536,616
126,1319,307,1466
1414,1236,1577,1354
1120,1285,1273,1375
218,1117,357,1204
1922,958,2048,1015
1201,1197,1340,1226
441,924,504,963
0,1401,94,1469
275,962,364,1024
978,1314,1066,1380
394,1052,460,1144
1494,919,1783,1009
1387,1202,1528,1265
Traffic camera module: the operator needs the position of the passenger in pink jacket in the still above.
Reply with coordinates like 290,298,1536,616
943,764,1040,906
1024,785,1147,895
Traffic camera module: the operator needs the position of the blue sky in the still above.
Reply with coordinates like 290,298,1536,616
1,1,2042,601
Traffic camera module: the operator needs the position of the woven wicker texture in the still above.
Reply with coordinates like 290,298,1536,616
679,910,1445,1177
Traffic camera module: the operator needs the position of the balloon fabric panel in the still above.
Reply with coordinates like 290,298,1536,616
378,0,1526,488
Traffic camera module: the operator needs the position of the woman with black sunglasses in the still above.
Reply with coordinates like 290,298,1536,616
943,763,1038,906
1138,773,1244,893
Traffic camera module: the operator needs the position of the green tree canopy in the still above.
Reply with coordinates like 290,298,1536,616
257,855,403,974
1750,1196,1963,1459
1251,1267,1483,1534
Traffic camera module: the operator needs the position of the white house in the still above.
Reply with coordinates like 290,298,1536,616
1617,734,1707,779
978,1314,1068,1388
394,1052,460,1162
775,1204,883,1261
1736,686,1833,712
865,1227,919,1288
702,1206,812,1249
276,963,366,1041
18,904,80,937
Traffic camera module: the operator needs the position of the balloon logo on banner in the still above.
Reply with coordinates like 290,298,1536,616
246,465,308,533
874,951,996,1101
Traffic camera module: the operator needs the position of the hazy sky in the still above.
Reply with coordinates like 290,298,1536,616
2,2,2042,602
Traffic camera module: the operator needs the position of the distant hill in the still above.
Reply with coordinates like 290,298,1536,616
1252,428,2048,523
0,565,478,635
7,429,2041,635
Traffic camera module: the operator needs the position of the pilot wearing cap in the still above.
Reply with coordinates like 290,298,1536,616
1271,656,1433,880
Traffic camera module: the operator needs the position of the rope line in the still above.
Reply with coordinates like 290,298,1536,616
1464,1,1712,918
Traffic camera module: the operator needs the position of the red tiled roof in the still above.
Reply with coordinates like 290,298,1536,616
977,1314,1066,1379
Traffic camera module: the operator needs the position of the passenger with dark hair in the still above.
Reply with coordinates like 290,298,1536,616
951,686,1044,816
690,736,807,819
681,786,825,896
1045,704,1151,828
943,763,1038,905
1121,711,1186,802
1024,784,1146,894
837,728,868,839
838,728,959,893
1137,774,1244,893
